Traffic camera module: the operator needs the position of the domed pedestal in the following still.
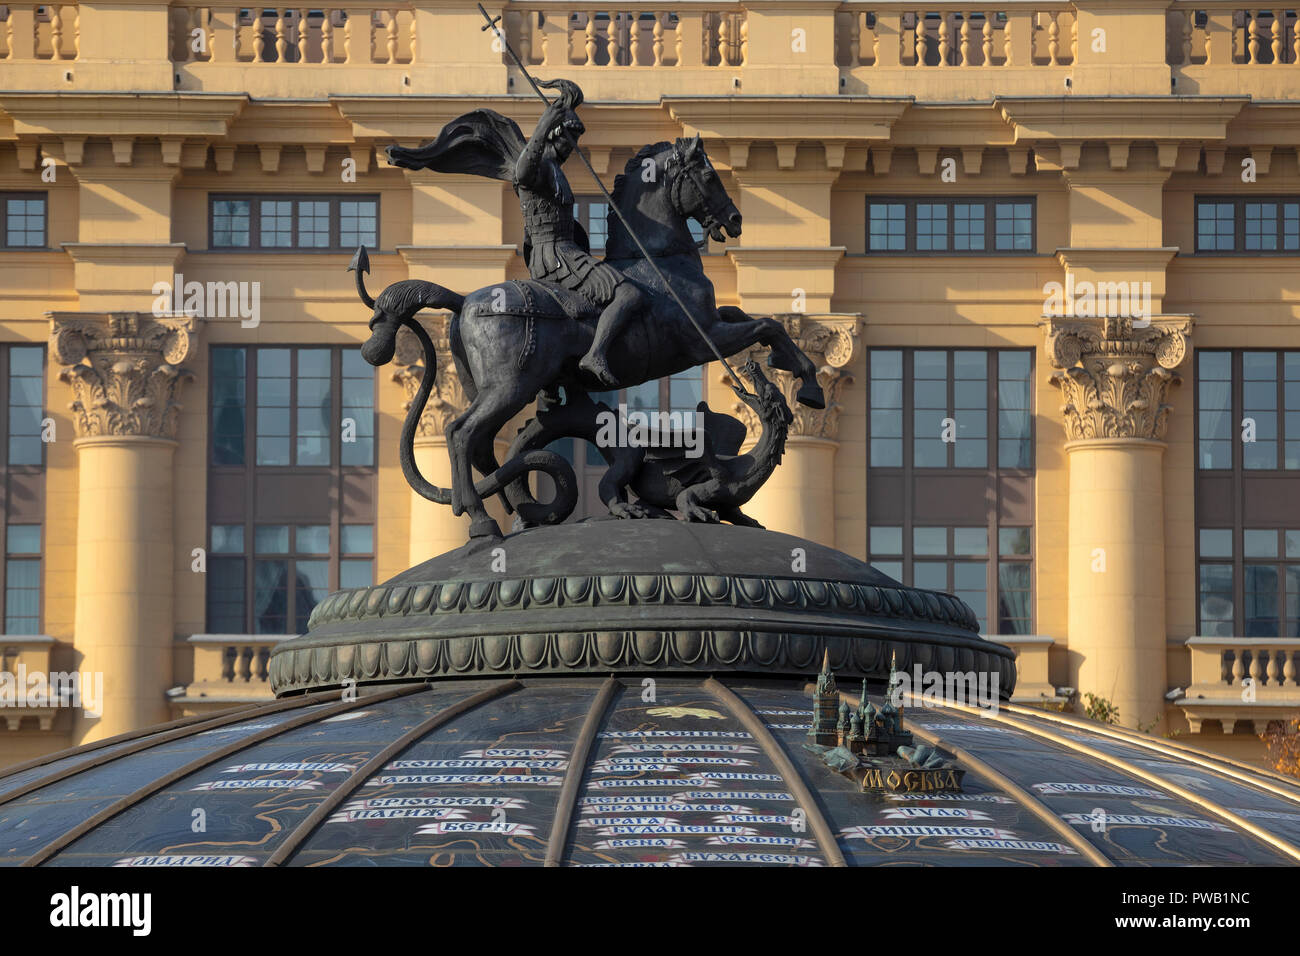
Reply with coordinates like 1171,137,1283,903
269,519,1016,697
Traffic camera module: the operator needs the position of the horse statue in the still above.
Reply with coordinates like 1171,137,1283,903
355,114,823,539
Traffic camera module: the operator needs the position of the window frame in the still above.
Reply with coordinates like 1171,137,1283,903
0,192,49,251
1196,349,1300,473
864,195,1037,256
207,193,380,252
1196,527,1300,637
1193,195,1300,255
0,345,46,634
206,521,376,635
208,345,377,469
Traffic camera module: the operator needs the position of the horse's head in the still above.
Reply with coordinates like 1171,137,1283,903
667,135,742,244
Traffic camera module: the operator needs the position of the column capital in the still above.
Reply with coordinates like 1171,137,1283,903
1040,315,1193,442
724,313,863,440
391,314,466,439
48,311,200,440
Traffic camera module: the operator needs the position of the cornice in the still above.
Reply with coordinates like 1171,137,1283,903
996,97,1247,143
60,242,188,265
1055,247,1180,270
728,246,847,267
0,93,247,139
666,97,911,143
396,244,518,267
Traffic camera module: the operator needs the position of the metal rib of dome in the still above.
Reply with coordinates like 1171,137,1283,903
3,676,1298,867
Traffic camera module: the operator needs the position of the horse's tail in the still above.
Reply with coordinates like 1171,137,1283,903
390,309,578,523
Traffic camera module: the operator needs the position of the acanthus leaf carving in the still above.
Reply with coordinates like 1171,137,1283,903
1040,316,1192,442
49,312,199,440
391,314,466,439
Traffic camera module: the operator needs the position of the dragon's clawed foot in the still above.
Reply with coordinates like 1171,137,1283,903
610,500,655,520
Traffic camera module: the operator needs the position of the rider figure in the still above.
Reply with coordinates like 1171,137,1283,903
516,80,645,389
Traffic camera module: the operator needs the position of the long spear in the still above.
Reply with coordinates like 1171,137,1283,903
478,3,749,395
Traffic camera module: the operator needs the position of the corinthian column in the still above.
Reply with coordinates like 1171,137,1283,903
724,314,862,546
1042,315,1192,732
49,311,199,743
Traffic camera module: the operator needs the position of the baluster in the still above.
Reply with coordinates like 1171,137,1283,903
1182,10,1192,65
1231,650,1246,685
254,11,265,61
51,5,62,59
321,10,333,62
1221,650,1232,684
846,10,860,67
717,12,729,66
630,13,641,65
653,13,664,65
232,8,242,61
385,9,396,63
75,6,81,59
239,646,253,682
519,11,531,65
1284,651,1297,687
873,15,880,63
276,9,288,62
1070,12,1078,63
1249,9,1261,64
938,13,949,65
1048,12,1060,66
1272,10,1283,64
1294,12,1300,65
608,12,622,66
257,647,271,682
1249,649,1265,686
410,11,417,62
915,11,925,65
983,11,993,65
960,15,970,65
223,646,237,682
678,12,686,66
1003,14,1013,65
1266,650,1281,686
186,7,200,61
585,12,597,65
740,12,747,65
298,8,308,62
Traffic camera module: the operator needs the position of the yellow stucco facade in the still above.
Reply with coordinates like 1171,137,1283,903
0,1,1297,767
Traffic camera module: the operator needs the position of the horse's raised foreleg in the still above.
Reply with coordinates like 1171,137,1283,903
714,306,825,409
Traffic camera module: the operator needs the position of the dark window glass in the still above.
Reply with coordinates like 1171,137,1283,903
207,556,247,633
212,199,251,247
993,201,1033,251
867,197,1033,255
212,346,247,465
1196,197,1300,253
341,349,375,466
210,195,378,251
339,199,377,248
3,196,47,248
867,202,907,251
7,346,44,465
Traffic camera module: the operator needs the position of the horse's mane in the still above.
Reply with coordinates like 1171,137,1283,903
611,141,672,207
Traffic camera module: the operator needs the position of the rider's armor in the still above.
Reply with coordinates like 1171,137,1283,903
519,184,623,308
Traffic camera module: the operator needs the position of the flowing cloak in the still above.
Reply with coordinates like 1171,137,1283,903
386,109,528,182
387,109,618,305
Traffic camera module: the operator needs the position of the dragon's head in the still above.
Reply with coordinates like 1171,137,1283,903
734,360,794,426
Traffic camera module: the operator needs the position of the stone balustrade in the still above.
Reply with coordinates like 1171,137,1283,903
1178,636,1300,734
0,2,1282,97
168,634,282,716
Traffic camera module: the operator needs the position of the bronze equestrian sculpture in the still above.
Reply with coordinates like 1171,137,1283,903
355,78,825,539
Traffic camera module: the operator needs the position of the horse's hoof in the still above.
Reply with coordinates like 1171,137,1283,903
796,382,826,410
469,516,503,539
